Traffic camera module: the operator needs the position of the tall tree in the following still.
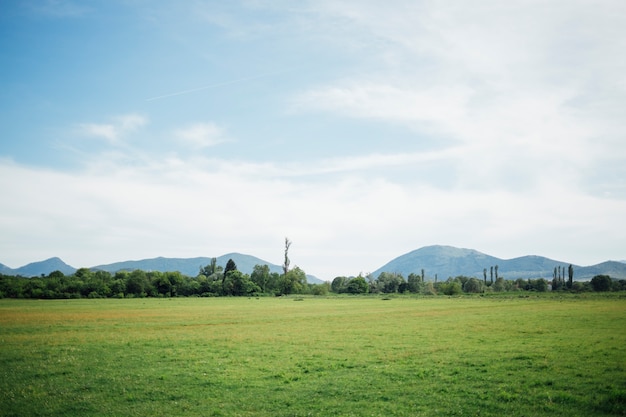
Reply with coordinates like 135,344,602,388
553,267,558,290
567,264,574,289
224,259,237,276
222,259,237,294
495,265,499,280
421,268,425,282
483,268,487,284
283,237,291,276
490,266,494,283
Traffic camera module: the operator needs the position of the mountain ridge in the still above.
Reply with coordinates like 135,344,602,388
371,245,626,280
2,245,624,281
1,254,322,284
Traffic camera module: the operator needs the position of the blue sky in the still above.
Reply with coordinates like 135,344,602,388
1,0,625,280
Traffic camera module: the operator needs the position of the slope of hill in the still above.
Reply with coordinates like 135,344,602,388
372,245,626,280
576,261,626,280
0,262,14,275
4,257,77,277
372,246,501,279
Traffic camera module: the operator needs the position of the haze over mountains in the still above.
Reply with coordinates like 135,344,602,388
2,245,625,281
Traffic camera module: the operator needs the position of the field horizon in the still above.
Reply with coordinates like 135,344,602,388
1,294,625,416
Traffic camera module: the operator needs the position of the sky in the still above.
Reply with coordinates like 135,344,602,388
1,0,625,280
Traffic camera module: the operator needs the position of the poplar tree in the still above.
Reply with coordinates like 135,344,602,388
568,264,574,289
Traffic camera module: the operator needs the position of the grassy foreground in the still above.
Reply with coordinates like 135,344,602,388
0,295,625,416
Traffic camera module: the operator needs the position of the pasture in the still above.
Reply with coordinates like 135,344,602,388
0,295,625,416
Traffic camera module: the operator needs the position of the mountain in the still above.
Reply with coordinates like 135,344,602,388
576,261,626,279
2,257,77,277
91,253,323,284
372,246,497,279
0,253,322,283
0,262,14,275
372,245,626,280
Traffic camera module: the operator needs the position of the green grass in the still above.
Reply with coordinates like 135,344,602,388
1,295,625,416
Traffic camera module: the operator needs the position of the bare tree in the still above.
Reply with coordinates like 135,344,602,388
283,237,292,276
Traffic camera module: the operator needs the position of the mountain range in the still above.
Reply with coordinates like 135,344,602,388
371,245,626,280
2,245,625,282
0,253,323,284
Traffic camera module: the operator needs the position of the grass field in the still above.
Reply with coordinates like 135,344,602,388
1,295,625,416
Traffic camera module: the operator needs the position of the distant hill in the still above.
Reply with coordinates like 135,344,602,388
0,257,77,277
3,247,623,283
576,261,626,280
1,253,322,283
90,254,280,277
0,262,14,275
91,253,323,284
372,245,626,280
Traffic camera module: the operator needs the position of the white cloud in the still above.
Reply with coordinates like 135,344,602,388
76,123,118,143
174,122,227,149
77,114,147,144
3,1,625,279
1,153,625,279
291,0,626,197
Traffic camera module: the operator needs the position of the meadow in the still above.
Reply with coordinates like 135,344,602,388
0,295,625,416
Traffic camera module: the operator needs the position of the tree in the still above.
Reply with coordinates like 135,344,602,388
224,259,237,276
483,268,487,284
493,277,506,292
223,270,258,296
590,275,612,292
200,258,218,277
463,278,482,293
166,271,183,297
152,272,172,296
567,264,574,289
407,273,422,293
490,266,493,283
346,276,368,294
309,282,329,295
126,270,149,297
279,266,306,295
251,264,270,293
283,237,291,276
441,281,462,295
222,259,237,294
494,265,499,280
377,272,404,293
331,276,349,293
553,267,559,290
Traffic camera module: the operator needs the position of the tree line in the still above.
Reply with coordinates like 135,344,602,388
331,268,626,295
0,264,623,299
0,257,331,299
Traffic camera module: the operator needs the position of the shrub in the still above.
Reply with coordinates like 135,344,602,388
590,275,612,292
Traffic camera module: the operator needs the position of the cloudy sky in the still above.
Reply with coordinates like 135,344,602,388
1,0,625,280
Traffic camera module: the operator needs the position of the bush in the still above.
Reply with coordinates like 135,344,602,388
442,282,462,296
590,275,612,292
